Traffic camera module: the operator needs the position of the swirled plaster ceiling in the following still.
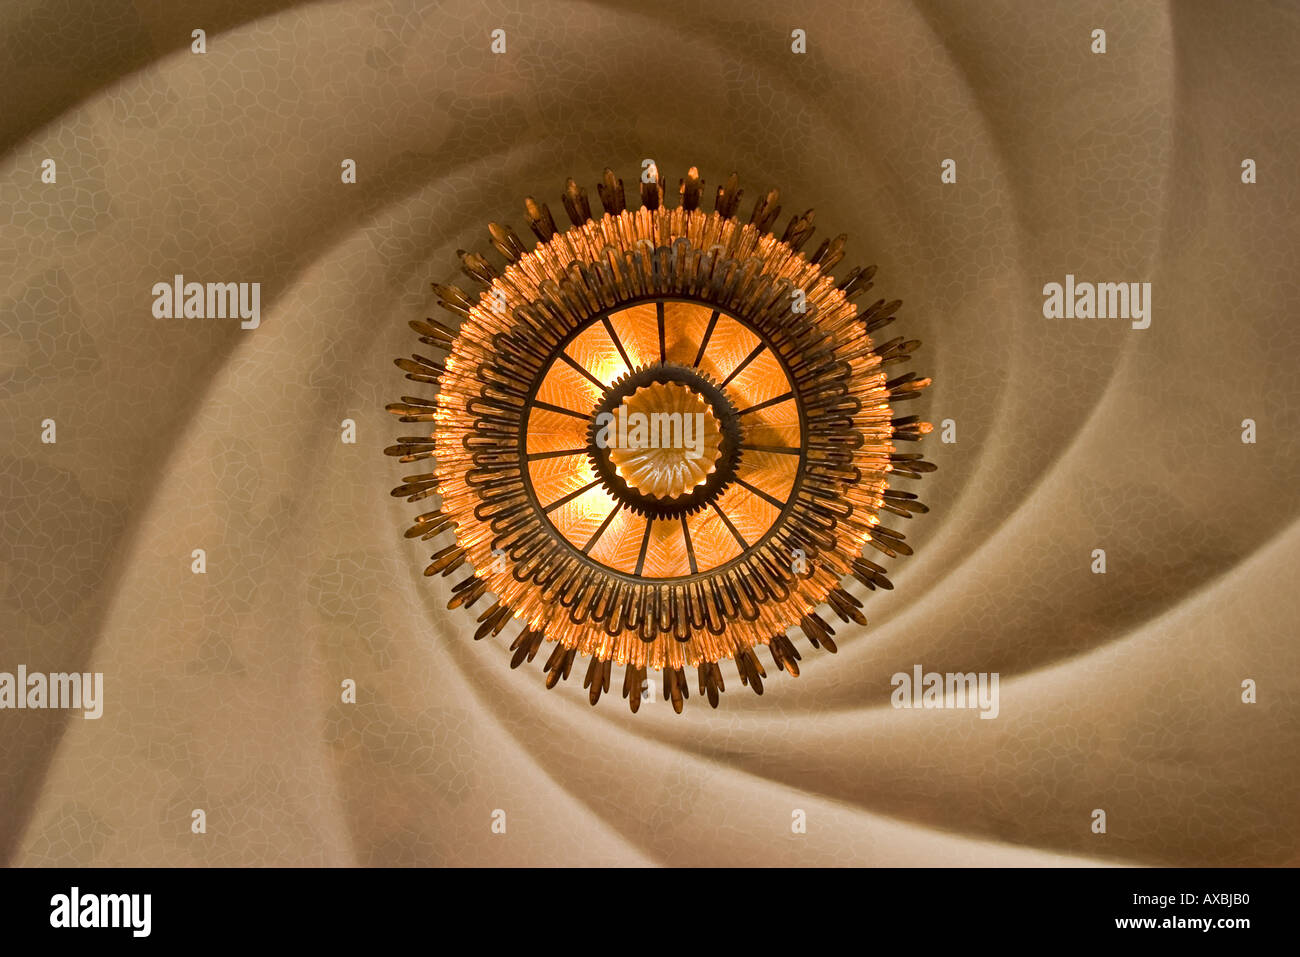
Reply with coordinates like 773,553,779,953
0,0,1297,866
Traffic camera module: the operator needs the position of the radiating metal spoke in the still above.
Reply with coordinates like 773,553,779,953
681,515,699,574
634,518,653,576
543,478,600,513
531,399,592,420
583,503,622,553
741,443,800,455
602,316,634,370
527,447,588,461
736,391,793,416
656,301,667,362
693,310,720,368
560,351,609,390
734,476,786,510
711,501,749,549
720,342,766,388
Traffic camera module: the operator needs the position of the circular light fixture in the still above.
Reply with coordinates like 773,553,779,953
386,165,934,712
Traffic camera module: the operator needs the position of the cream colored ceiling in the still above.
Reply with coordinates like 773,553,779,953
1,0,1297,866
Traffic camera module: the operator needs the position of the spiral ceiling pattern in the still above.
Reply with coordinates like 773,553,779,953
1,0,1297,865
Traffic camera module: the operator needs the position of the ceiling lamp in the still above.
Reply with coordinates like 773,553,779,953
386,164,934,712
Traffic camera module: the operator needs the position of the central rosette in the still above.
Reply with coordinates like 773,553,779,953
605,381,724,499
584,360,746,520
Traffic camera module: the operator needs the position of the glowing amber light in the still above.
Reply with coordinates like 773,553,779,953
607,381,722,500
386,164,935,712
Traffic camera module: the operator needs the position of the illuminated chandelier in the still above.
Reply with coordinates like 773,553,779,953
386,164,934,712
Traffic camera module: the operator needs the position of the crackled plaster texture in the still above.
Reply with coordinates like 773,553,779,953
1,0,1298,866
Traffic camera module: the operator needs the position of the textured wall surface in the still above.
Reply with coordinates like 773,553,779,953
1,0,1297,867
